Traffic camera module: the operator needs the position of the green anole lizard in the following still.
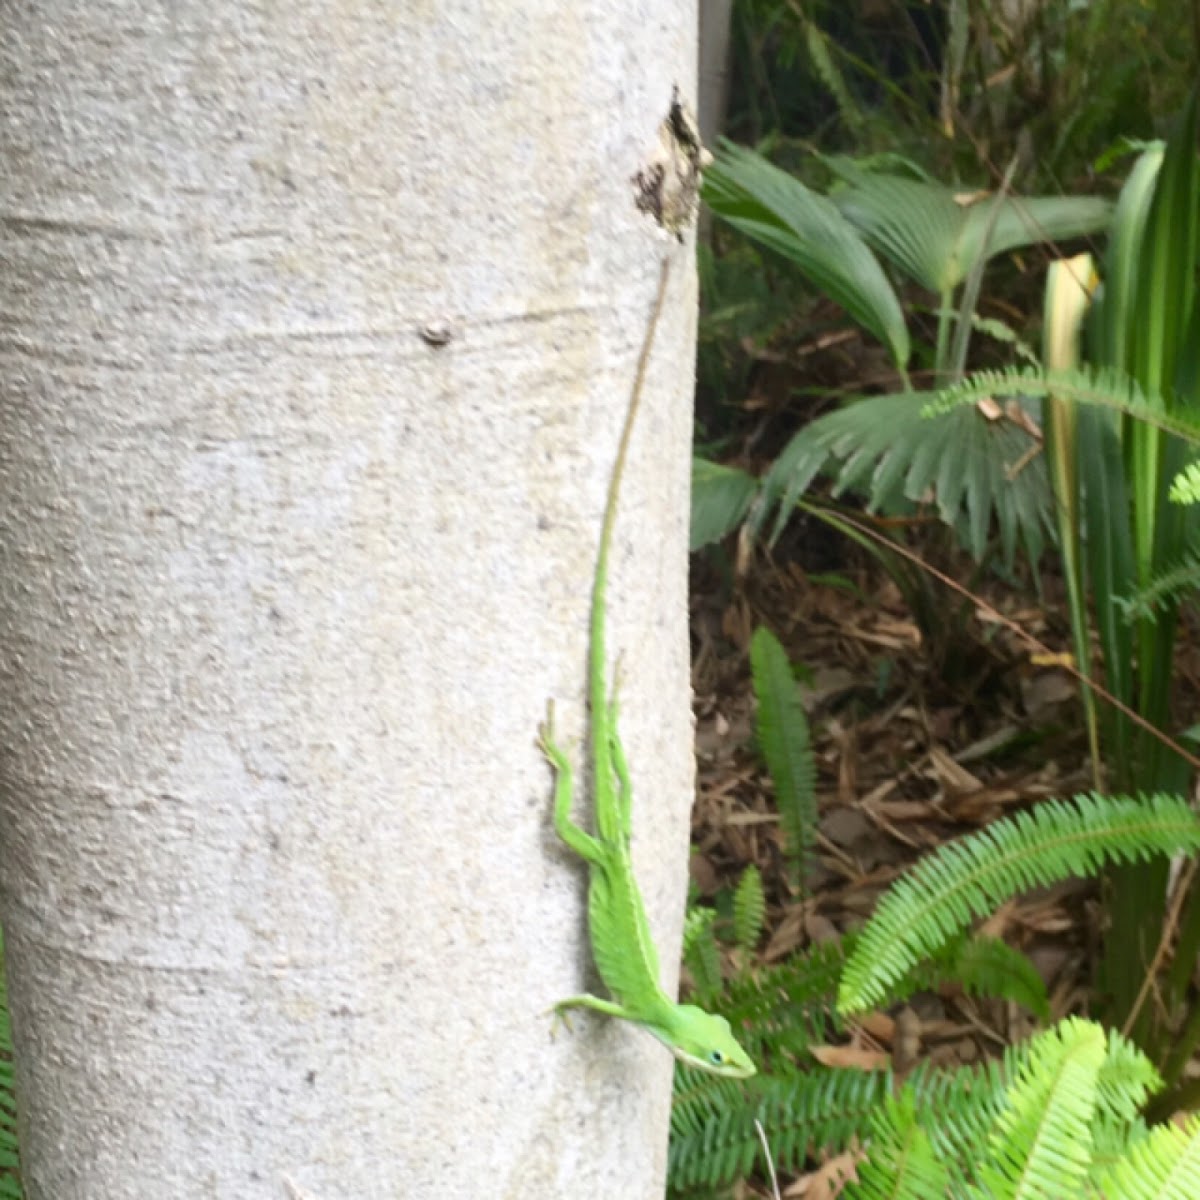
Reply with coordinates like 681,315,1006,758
539,257,756,1079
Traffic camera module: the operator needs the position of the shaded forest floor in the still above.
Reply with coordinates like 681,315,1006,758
687,324,1200,1087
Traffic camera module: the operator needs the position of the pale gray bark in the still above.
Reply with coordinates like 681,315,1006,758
0,3,700,1197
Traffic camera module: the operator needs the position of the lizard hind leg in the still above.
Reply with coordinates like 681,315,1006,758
539,700,604,862
607,720,634,839
603,664,634,839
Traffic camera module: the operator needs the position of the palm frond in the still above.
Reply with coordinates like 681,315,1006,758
691,457,759,551
838,793,1200,1014
822,157,1111,293
757,389,1052,564
703,144,911,369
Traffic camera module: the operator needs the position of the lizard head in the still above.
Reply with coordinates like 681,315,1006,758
659,1005,756,1078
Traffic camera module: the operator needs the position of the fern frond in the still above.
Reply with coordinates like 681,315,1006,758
668,1067,893,1193
923,364,1200,445
846,1092,950,1200
750,627,817,888
1083,1030,1159,1186
682,904,716,957
720,939,845,1060
758,389,1052,565
1094,1110,1200,1199
799,17,864,133
0,936,20,1199
682,907,724,1005
1169,459,1200,505
1115,550,1200,621
1090,1113,1151,1180
975,1017,1104,1200
924,935,1051,1021
931,307,1041,366
733,866,766,952
1093,1026,1162,1127
671,1068,747,1139
838,793,1200,1014
903,1053,1015,1179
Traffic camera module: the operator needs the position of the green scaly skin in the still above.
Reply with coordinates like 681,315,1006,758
538,259,756,1080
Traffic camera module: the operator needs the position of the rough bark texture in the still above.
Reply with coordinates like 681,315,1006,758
0,3,699,1196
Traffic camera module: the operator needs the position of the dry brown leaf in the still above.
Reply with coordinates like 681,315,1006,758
927,745,985,793
787,1150,862,1198
810,1044,891,1071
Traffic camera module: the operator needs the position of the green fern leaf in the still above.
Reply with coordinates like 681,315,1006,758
1094,1111,1200,1199
926,935,1051,1021
1093,1026,1162,1127
1116,550,1200,621
669,1067,893,1192
838,793,1200,1014
732,866,766,952
975,1017,1105,1200
682,907,724,1005
1091,1113,1152,1181
1169,459,1200,505
750,627,817,888
0,936,21,1200
719,939,845,1059
923,363,1200,446
799,17,864,133
903,1054,1014,1184
846,1092,951,1200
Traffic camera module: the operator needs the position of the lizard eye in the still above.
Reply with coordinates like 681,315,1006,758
709,1050,724,1065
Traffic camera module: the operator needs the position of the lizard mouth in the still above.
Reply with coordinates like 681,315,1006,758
669,1044,757,1079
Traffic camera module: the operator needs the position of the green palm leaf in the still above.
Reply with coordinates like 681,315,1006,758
690,457,758,551
759,389,1052,564
703,143,911,370
823,157,1112,294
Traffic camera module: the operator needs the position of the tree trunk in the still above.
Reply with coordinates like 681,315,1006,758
0,3,700,1196
699,0,735,147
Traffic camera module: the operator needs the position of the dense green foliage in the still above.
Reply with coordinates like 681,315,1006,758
683,2,1200,1194
671,635,1200,1192
0,942,21,1199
